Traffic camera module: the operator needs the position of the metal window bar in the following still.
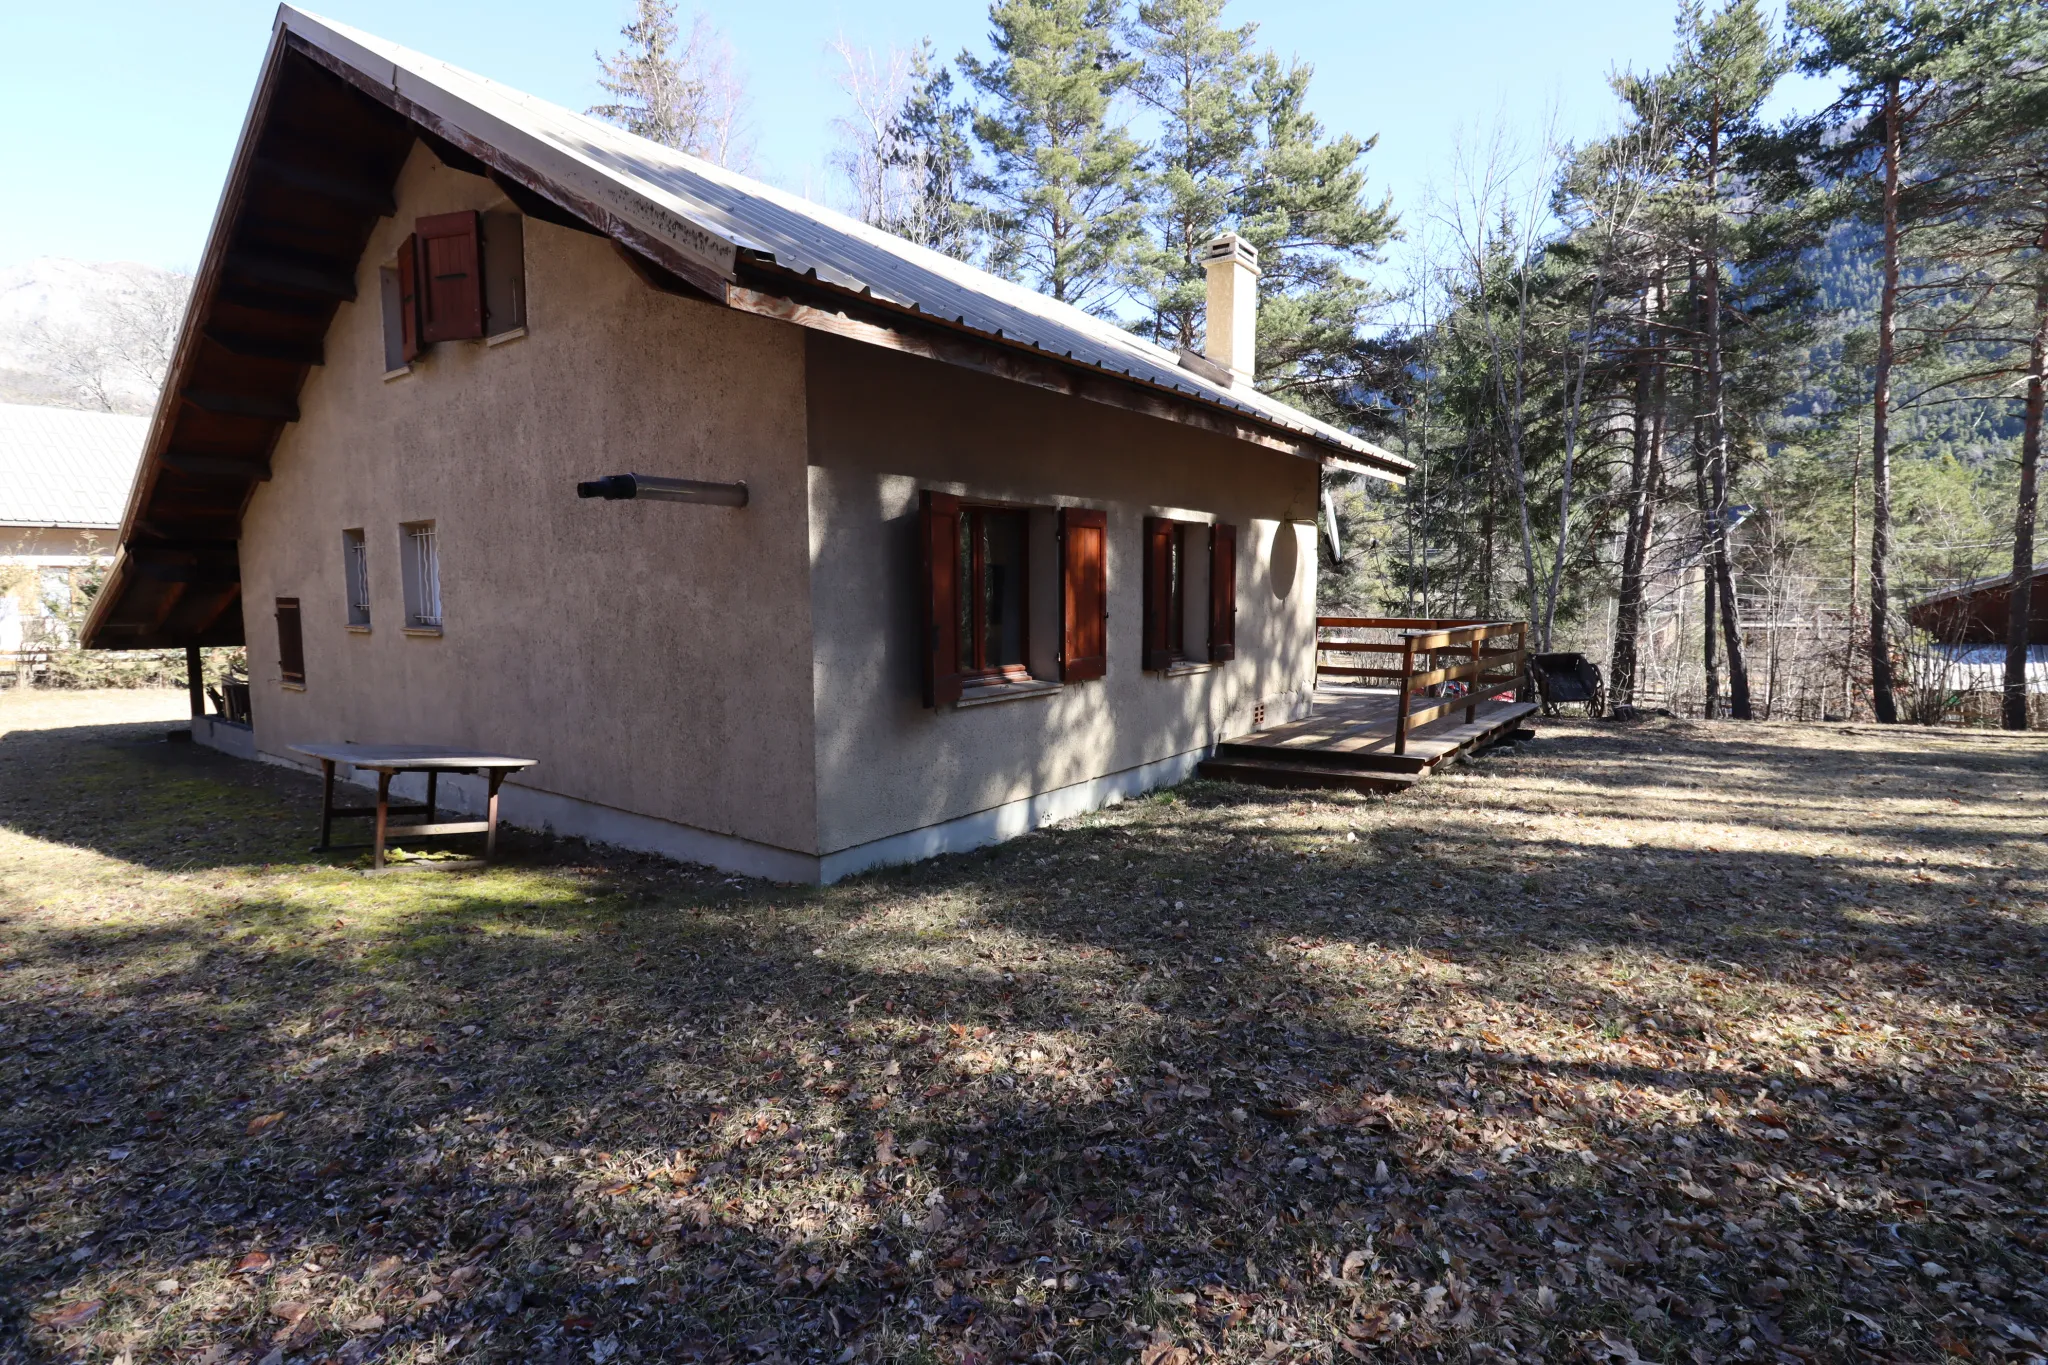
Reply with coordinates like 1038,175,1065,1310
408,523,442,627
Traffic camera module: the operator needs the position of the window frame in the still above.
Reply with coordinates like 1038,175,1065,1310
1143,516,1237,672
274,597,306,687
399,520,443,634
956,502,1032,686
342,528,371,629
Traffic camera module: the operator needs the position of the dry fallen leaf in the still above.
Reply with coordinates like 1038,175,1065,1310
345,1313,386,1332
38,1299,102,1329
246,1111,286,1135
234,1250,275,1275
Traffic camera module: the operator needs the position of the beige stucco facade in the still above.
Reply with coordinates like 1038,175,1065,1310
226,145,1321,881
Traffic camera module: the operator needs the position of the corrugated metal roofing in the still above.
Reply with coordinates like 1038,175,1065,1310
0,403,148,528
284,7,1408,476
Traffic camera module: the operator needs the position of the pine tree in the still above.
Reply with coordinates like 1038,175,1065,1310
592,0,752,168
1237,53,1397,418
1127,0,1261,351
961,0,1149,314
1661,0,1792,720
885,43,981,257
1791,0,2004,722
1911,10,2048,727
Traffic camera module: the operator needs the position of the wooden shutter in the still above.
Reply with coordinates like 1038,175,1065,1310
1141,516,1175,671
417,211,484,342
920,491,966,706
1059,507,1107,682
396,233,421,362
1209,522,1237,662
275,598,306,685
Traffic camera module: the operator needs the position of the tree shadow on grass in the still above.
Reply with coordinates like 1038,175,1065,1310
1,716,2045,1363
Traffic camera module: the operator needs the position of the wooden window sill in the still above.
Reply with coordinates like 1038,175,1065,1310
956,677,1062,708
280,680,307,692
485,326,527,347
1163,659,1214,678
402,625,443,638
345,623,372,634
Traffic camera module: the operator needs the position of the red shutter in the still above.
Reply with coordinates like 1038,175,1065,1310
1059,507,1107,682
275,598,306,685
920,491,966,706
417,211,484,342
1209,523,1237,662
396,233,421,362
1141,516,1174,671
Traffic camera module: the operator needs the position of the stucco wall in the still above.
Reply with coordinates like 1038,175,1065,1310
239,144,818,854
804,332,1321,856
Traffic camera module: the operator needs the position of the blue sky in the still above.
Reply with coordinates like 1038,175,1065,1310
0,0,1833,276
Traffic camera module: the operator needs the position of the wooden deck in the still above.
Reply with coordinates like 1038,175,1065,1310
1199,686,1539,794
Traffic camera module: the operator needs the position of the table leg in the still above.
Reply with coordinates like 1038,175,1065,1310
425,771,438,824
319,760,336,850
486,770,504,860
373,771,391,871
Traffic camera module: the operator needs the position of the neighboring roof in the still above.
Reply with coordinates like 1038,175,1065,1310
0,403,148,528
288,7,1406,477
1907,565,2048,647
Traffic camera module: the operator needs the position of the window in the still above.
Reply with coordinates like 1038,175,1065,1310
400,521,442,631
383,211,524,366
342,529,371,627
481,210,526,337
922,493,1108,705
382,236,421,368
275,597,306,685
1143,517,1236,670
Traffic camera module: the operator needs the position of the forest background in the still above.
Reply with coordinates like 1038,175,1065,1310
15,0,2048,728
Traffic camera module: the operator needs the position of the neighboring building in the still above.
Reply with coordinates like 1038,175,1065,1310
0,402,146,654
83,8,1409,882
1908,565,2048,694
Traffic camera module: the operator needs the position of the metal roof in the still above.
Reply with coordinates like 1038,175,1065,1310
0,403,147,528
282,7,1408,478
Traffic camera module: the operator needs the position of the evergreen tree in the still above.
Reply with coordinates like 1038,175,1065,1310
1127,0,1262,351
961,0,1149,313
1791,0,2004,722
885,42,982,258
1237,54,1398,419
592,0,753,167
1910,10,2048,727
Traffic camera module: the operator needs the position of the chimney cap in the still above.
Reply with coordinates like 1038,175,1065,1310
1200,233,1260,273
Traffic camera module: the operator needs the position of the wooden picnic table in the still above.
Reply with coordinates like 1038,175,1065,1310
289,743,537,871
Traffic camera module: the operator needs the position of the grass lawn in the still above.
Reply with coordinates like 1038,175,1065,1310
3,689,2045,1365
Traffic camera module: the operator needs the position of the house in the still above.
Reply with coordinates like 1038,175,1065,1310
1907,565,2048,693
0,401,146,658
81,7,1409,883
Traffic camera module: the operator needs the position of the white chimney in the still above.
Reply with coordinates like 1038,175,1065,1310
1200,233,1261,384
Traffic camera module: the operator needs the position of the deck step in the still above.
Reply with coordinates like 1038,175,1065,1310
1196,756,1420,794
1210,740,1430,775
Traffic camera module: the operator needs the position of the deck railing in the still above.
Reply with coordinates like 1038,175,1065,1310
1316,616,1531,755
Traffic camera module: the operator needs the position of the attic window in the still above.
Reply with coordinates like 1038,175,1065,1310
481,211,526,338
381,236,419,372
